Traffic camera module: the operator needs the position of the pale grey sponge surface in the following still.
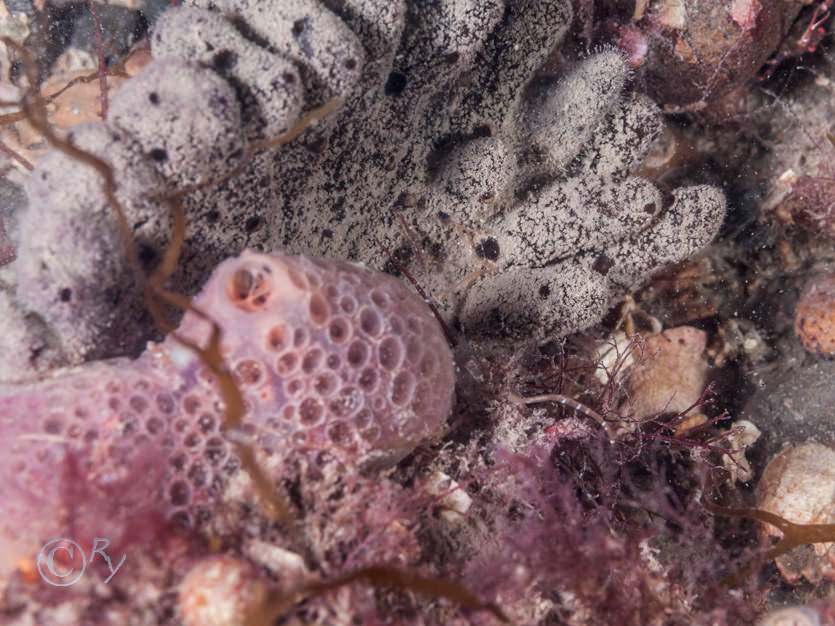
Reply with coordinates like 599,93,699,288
525,49,631,174
199,0,367,103
152,6,303,141
3,0,726,380
16,122,165,362
108,58,247,189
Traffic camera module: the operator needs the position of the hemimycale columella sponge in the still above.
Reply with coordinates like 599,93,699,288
0,250,454,581
3,0,726,380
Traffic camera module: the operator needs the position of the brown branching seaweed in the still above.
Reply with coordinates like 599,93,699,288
3,33,295,529
248,566,508,626
87,0,108,119
702,474,835,589
0,137,32,172
2,34,508,624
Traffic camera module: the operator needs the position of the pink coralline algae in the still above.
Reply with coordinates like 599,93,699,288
0,250,454,582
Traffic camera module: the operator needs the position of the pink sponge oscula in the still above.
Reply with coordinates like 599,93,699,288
0,251,454,580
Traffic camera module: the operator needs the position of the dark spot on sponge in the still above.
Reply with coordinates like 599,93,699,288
384,71,407,96
245,216,262,233
212,50,237,72
292,18,308,37
592,253,614,275
138,245,157,268
473,125,492,138
149,148,168,162
475,237,500,260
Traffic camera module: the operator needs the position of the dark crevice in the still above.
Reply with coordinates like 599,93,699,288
227,14,278,54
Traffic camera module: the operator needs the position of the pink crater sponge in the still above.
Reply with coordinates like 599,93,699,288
0,251,454,579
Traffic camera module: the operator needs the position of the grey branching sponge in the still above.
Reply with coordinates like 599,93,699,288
6,0,725,378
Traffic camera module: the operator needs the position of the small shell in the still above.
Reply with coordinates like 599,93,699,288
757,605,820,626
757,443,835,583
619,326,709,421
425,470,472,522
178,555,265,626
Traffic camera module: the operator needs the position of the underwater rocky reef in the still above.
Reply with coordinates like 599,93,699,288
0,0,834,624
